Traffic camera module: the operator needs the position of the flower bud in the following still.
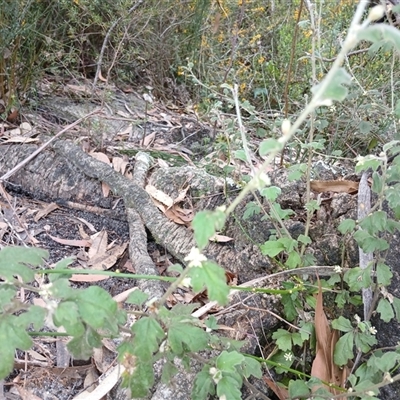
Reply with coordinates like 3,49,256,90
368,5,385,22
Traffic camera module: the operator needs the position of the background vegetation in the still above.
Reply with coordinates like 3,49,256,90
2,0,400,399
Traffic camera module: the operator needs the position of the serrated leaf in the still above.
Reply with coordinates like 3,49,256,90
131,317,164,361
243,201,261,219
376,262,393,286
272,329,292,351
372,352,399,373
126,290,149,306
234,149,248,162
353,230,389,252
358,24,400,53
241,356,262,379
16,305,45,331
312,68,351,103
0,286,16,309
216,351,244,373
359,211,387,234
54,301,85,336
338,219,356,234
192,210,226,250
67,327,102,359
344,266,372,291
260,186,281,201
77,286,121,334
377,298,394,323
260,240,285,257
168,322,209,355
192,368,215,399
354,330,377,352
123,359,154,398
216,375,242,400
259,138,283,156
288,379,310,398
189,261,229,305
332,316,353,332
334,331,354,366
0,247,48,282
392,296,400,321
286,251,301,269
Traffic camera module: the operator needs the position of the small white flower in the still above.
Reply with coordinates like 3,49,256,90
366,391,376,397
354,314,361,324
368,5,385,22
284,352,293,362
184,247,207,268
369,326,377,335
281,119,291,135
180,277,192,288
334,265,342,273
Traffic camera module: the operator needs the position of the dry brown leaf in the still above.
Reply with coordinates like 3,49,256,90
83,366,99,393
209,234,233,243
69,274,109,282
172,186,189,205
164,208,187,225
2,135,38,143
143,131,156,147
146,184,174,208
89,151,111,165
34,202,59,222
98,70,108,82
310,180,359,194
112,157,129,175
66,84,92,95
311,279,346,397
263,377,289,400
49,235,91,247
89,230,108,258
116,125,133,138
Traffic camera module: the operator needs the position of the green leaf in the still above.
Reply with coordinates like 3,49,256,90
376,263,393,286
371,352,399,373
260,240,285,257
54,301,85,336
77,286,122,334
355,156,382,173
205,315,219,331
297,234,311,245
216,375,242,400
377,298,394,323
123,359,154,398
287,163,307,181
311,68,351,103
359,211,387,234
260,186,281,201
344,266,372,291
241,356,262,379
354,331,377,352
359,120,372,134
286,251,301,269
334,331,354,366
270,203,294,221
392,297,400,321
168,322,209,355
126,290,149,306
332,316,353,332
259,138,283,156
358,24,400,53
272,329,292,351
0,286,16,309
67,327,102,359
16,305,45,331
189,261,229,305
353,230,389,253
288,379,310,398
371,171,384,194
282,293,298,322
131,317,165,361
216,351,244,373
192,210,226,250
192,368,215,399
338,219,356,234
0,340,14,379
243,201,261,219
234,149,248,162
0,246,48,282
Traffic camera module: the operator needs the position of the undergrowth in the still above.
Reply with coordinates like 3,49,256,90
3,1,400,400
